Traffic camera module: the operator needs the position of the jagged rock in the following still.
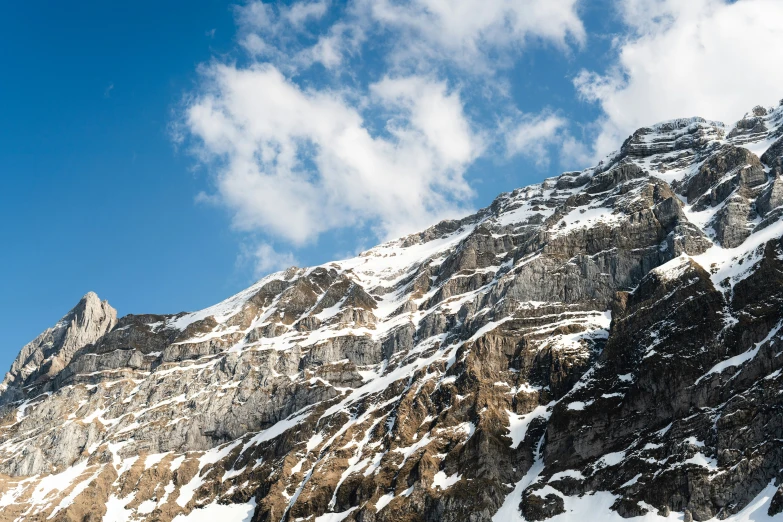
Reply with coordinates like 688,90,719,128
769,486,783,516
680,144,766,209
0,292,116,402
621,118,725,168
726,112,767,142
520,491,565,520
710,195,752,247
756,173,783,216
761,135,783,175
3,105,783,521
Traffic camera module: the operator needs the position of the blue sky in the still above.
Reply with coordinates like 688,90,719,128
3,0,783,372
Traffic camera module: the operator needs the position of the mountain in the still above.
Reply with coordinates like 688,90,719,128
0,292,117,402
2,104,783,522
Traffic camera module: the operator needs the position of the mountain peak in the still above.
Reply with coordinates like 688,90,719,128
0,292,117,401
81,290,100,302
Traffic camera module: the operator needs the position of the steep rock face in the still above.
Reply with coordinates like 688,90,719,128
0,292,117,404
2,105,783,522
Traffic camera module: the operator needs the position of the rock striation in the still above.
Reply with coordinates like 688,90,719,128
2,104,783,521
0,292,117,404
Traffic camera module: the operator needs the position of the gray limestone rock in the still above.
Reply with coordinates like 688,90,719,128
3,105,783,522
0,292,116,401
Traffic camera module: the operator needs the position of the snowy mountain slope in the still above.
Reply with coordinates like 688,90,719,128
2,104,783,521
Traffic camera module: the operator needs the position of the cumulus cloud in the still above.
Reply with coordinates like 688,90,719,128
234,0,362,70
576,0,783,158
367,0,585,72
246,242,298,277
181,0,593,276
185,64,480,244
504,113,569,167
234,0,585,74
283,0,329,26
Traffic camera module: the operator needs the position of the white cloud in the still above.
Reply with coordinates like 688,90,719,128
504,113,568,167
185,63,481,245
236,0,329,31
234,0,584,74
302,21,365,69
284,0,329,26
371,75,481,165
235,1,357,70
237,2,275,31
576,0,783,158
181,0,591,266
559,133,594,169
246,242,298,277
367,0,585,72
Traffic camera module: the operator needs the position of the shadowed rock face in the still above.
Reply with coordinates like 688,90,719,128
2,105,783,522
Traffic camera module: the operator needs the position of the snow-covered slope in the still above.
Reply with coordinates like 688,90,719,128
2,104,783,522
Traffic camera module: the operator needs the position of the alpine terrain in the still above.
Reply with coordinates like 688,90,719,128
3,103,783,522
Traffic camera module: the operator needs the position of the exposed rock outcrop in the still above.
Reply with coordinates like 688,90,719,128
2,105,783,521
0,292,116,403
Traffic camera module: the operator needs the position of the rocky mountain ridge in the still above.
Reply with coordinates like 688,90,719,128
1,103,783,521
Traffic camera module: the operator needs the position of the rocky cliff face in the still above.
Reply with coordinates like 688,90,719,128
2,105,783,522
0,292,117,404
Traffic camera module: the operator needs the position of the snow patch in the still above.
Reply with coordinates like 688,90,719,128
596,451,626,468
549,470,585,482
171,498,256,522
431,471,462,490
315,507,359,522
696,321,782,383
506,405,550,449
375,492,394,512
